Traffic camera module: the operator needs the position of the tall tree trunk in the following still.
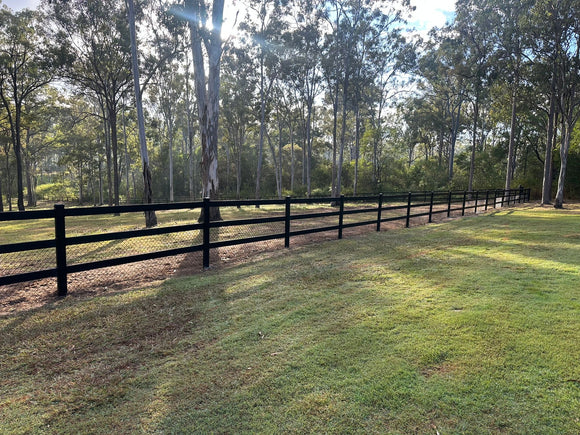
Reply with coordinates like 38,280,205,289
302,114,306,187
277,111,283,198
468,93,479,192
185,59,195,200
0,89,25,210
122,106,130,204
98,158,104,205
188,132,195,200
448,101,462,181
13,105,25,211
554,118,572,208
168,119,174,202
102,113,113,206
236,129,243,200
267,132,282,199
278,114,283,197
554,57,579,209
353,104,360,196
305,98,313,197
331,79,339,197
542,91,557,205
187,0,223,221
0,171,4,212
256,68,266,203
438,125,444,167
336,69,349,199
290,118,295,192
108,104,121,211
24,129,35,207
505,83,518,190
127,0,157,227
78,161,83,204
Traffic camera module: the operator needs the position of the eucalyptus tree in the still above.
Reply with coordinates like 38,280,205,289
454,0,496,192
365,24,416,190
321,0,340,196
0,8,56,211
352,0,414,194
220,46,257,199
0,113,11,211
322,0,413,198
237,0,288,201
534,2,561,205
486,0,535,190
275,79,301,193
551,0,580,208
21,87,64,207
129,0,189,223
418,33,468,182
327,0,357,199
46,0,134,209
55,99,102,204
171,0,225,220
282,0,324,197
526,0,580,206
149,65,184,202
181,53,197,200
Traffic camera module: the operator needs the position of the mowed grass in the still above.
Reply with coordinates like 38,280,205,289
1,204,579,434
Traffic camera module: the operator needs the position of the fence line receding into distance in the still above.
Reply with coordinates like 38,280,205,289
0,188,530,297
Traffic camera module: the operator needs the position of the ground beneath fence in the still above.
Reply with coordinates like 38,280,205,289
0,203,534,316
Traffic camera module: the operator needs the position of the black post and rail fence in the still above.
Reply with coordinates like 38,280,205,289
0,187,530,297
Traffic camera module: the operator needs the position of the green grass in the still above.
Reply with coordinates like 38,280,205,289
1,205,579,434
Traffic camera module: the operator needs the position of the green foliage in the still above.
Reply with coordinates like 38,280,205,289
35,181,76,201
406,157,450,191
6,0,580,214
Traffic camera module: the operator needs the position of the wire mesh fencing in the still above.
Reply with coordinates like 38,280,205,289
0,188,531,314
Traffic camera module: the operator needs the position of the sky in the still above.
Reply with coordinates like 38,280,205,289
411,0,456,31
3,0,456,33
3,0,39,10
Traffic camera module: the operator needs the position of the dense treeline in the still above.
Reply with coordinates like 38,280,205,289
1,0,579,214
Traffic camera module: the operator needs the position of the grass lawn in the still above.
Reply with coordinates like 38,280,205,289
1,204,579,434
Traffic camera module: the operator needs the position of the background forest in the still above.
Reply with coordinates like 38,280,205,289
1,0,579,213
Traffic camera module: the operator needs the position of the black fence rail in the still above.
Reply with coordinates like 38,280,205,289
0,187,530,297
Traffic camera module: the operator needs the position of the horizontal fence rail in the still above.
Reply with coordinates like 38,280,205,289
0,188,530,297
